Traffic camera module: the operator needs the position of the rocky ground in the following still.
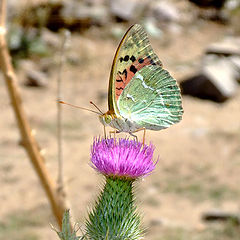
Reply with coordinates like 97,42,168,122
0,1,240,240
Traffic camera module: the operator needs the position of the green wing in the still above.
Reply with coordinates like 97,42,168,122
108,24,162,115
117,65,183,130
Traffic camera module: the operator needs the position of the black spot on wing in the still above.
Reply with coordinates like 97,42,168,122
116,79,123,82
150,59,156,65
147,55,157,65
116,87,124,90
130,65,137,74
120,55,136,63
124,55,129,61
138,58,144,63
130,55,136,62
118,69,127,78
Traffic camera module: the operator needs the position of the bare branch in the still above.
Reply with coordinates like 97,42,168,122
0,0,73,229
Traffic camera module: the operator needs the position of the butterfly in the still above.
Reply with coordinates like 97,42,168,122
98,24,183,138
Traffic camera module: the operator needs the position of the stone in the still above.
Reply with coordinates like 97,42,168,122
41,28,62,48
188,0,226,9
151,1,180,23
61,2,109,27
143,18,163,38
150,218,163,226
181,55,238,102
187,0,229,23
167,22,183,34
230,56,240,81
110,26,126,39
25,69,48,87
39,57,57,73
224,0,240,10
89,5,109,25
84,0,106,5
7,0,26,19
206,37,240,56
202,209,240,224
110,0,141,21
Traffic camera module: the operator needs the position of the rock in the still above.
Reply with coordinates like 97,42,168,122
206,37,240,56
143,18,163,38
181,55,238,102
110,25,126,39
20,1,64,32
67,53,81,66
202,209,240,224
203,55,239,92
230,56,240,81
88,5,109,25
188,0,226,9
61,2,109,27
25,69,48,87
20,0,109,32
150,218,163,226
231,56,240,69
7,0,26,20
8,24,24,52
167,22,183,34
85,0,106,5
188,0,228,23
151,1,180,23
225,0,240,11
41,28,62,48
39,57,57,73
110,0,141,21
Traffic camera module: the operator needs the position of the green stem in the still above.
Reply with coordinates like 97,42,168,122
85,177,143,240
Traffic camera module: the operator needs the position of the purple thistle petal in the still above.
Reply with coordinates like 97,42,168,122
90,137,157,179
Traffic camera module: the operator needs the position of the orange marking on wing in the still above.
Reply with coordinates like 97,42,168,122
115,56,156,99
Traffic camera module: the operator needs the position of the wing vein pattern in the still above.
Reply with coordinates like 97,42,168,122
118,65,183,130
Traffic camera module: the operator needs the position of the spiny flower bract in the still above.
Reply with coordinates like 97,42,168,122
91,137,157,179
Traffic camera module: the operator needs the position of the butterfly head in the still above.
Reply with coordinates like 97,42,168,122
99,111,115,126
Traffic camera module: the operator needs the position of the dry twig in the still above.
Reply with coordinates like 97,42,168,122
0,0,72,229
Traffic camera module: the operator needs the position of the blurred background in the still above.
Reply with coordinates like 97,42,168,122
0,0,240,239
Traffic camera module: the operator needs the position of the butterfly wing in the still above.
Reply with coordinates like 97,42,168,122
118,65,183,130
108,24,162,115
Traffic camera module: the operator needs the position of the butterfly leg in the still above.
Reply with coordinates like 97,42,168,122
103,125,106,139
143,127,146,145
131,127,146,145
109,129,117,139
129,132,138,141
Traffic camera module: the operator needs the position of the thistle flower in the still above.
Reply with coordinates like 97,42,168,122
85,137,158,240
91,137,157,179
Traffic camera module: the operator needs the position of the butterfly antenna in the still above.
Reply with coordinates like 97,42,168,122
90,101,104,114
59,100,101,115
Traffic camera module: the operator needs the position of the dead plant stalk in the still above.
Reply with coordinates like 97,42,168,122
0,0,72,229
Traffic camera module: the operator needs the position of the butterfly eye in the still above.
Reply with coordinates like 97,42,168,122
104,115,112,124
